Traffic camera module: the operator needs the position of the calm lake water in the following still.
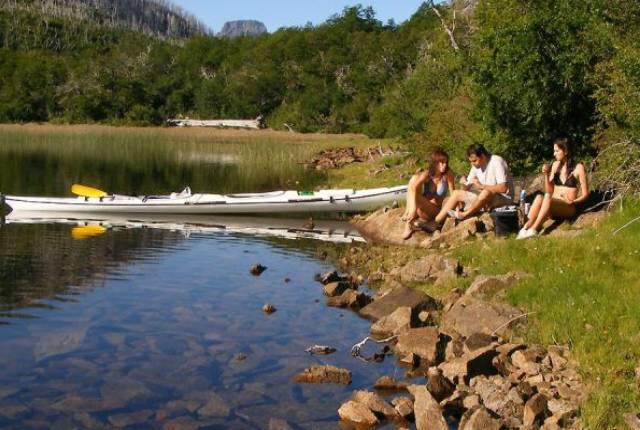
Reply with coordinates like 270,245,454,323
0,127,406,429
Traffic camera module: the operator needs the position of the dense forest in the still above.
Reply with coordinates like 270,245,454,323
0,0,639,178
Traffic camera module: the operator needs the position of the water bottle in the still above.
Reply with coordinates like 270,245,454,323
519,189,528,215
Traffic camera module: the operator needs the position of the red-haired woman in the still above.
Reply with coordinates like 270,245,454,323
401,149,455,239
517,138,589,239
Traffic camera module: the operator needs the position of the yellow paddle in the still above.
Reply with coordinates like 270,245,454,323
71,225,107,240
71,184,108,198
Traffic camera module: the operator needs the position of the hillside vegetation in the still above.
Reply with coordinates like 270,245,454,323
0,0,639,180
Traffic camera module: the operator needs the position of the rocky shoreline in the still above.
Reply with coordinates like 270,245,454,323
277,192,618,429
298,263,586,429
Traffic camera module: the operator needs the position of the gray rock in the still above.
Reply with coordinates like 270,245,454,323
108,410,153,428
293,365,351,384
523,393,548,427
359,286,438,321
398,255,461,284
464,332,496,353
425,367,455,402
408,385,448,430
465,272,529,299
547,398,578,422
458,406,501,430
439,344,499,384
374,375,408,391
441,295,523,337
470,375,524,422
319,270,341,285
395,327,442,367
624,413,640,430
391,396,414,418
352,390,399,419
323,281,352,297
326,289,371,309
338,400,379,426
370,306,414,337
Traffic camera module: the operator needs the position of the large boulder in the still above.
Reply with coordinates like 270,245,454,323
351,390,399,420
465,272,530,299
395,327,442,367
441,295,523,337
370,306,415,337
351,208,430,246
397,255,461,284
408,385,448,430
351,208,494,248
359,286,438,321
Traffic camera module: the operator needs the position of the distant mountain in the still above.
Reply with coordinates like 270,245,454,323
0,0,210,39
218,20,267,38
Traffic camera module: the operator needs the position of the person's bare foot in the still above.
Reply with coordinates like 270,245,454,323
401,222,415,240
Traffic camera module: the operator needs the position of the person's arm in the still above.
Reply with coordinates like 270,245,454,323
570,163,589,204
544,161,559,194
462,168,476,191
413,170,430,189
447,171,456,193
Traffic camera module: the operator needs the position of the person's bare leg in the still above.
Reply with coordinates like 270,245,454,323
434,190,464,224
402,175,420,222
530,194,552,231
524,195,543,229
460,189,493,219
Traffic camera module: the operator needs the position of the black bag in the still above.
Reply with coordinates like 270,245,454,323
490,207,519,236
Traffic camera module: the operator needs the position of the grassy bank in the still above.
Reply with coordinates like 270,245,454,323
453,202,640,429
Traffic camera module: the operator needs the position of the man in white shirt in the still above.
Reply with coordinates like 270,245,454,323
432,144,514,225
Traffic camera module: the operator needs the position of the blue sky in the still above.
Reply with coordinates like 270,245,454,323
172,1,427,33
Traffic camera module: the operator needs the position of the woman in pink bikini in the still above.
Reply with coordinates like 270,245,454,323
401,149,455,239
517,138,589,239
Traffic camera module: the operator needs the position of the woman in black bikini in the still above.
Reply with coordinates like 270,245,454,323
401,149,455,239
517,138,589,239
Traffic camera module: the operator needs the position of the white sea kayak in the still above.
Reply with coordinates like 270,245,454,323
2,185,407,215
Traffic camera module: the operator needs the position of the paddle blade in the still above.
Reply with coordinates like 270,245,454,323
71,225,107,240
71,184,107,198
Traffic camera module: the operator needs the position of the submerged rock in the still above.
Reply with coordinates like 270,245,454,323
293,365,351,384
262,303,276,314
250,264,267,276
108,410,153,428
374,375,408,391
338,400,379,426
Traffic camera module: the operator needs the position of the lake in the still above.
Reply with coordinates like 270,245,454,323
0,126,405,429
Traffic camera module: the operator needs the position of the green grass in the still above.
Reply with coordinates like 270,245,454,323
450,202,640,429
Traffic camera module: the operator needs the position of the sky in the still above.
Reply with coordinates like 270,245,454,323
171,1,427,33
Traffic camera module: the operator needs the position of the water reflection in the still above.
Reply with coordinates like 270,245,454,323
0,220,403,429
